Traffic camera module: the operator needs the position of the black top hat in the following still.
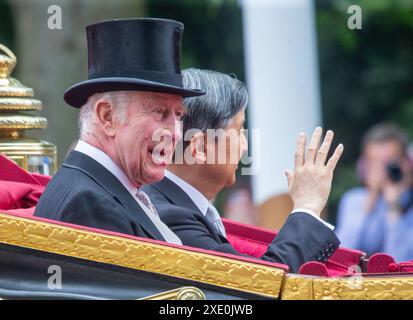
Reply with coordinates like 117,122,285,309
64,18,204,108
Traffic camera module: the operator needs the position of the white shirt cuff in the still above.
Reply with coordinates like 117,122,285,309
291,208,335,230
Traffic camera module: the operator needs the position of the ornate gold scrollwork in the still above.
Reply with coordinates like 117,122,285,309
0,213,285,298
281,274,413,300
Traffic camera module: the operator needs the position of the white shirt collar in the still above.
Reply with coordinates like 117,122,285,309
74,140,136,196
164,170,210,215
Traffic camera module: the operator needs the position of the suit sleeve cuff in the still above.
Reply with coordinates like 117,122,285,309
291,208,335,230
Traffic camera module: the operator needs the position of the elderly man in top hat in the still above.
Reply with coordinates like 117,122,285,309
34,18,203,244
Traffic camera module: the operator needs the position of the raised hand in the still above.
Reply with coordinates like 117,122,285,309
285,127,344,216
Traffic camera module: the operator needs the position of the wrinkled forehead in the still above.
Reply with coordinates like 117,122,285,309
143,91,183,103
124,91,184,112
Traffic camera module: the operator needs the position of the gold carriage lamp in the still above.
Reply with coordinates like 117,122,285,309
0,43,57,175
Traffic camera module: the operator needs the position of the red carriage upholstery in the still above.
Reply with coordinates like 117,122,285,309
222,218,367,276
0,154,51,186
0,154,50,215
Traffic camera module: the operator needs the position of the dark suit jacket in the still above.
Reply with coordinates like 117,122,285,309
143,177,340,273
34,151,166,241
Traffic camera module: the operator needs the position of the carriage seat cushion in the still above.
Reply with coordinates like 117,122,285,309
0,155,50,215
0,181,44,212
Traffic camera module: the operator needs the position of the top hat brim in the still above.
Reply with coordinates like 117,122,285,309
64,77,205,108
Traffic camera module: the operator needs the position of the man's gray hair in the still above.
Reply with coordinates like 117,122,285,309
182,68,248,140
78,91,132,139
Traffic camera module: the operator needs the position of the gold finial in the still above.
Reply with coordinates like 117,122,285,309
0,43,44,129
0,43,17,79
0,43,36,99
0,43,57,175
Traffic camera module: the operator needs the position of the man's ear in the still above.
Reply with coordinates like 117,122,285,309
190,131,207,164
95,100,116,137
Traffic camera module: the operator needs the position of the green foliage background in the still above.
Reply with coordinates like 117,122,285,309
0,0,14,51
147,0,245,80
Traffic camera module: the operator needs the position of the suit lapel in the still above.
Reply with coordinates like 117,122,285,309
63,151,165,241
150,177,201,214
150,177,229,243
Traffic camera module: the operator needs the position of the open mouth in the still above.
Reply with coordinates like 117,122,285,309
148,146,169,165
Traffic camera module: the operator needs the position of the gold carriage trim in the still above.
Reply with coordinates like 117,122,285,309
0,213,285,298
281,274,413,300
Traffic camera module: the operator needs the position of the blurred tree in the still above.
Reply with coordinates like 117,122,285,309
316,0,413,222
10,0,145,165
0,0,14,50
147,0,245,80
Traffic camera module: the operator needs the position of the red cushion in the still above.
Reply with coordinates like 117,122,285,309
368,253,397,273
31,173,51,186
0,154,49,185
223,218,367,277
299,250,363,277
0,155,50,216
223,218,276,257
299,262,329,277
399,261,413,273
0,181,44,212
323,247,365,276
365,254,413,274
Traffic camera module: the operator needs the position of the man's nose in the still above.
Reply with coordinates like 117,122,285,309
167,117,183,144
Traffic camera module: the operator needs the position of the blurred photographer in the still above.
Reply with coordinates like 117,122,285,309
336,123,413,261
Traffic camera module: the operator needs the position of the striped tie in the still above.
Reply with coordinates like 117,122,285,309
206,204,227,237
135,190,159,217
135,189,182,245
